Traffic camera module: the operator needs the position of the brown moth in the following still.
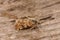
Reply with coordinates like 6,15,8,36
14,17,38,30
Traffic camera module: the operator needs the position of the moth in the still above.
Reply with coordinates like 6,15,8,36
0,12,54,30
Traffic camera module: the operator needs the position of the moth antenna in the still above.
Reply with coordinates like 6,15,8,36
39,14,54,21
38,14,55,24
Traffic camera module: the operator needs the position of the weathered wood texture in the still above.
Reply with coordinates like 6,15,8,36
0,0,60,40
